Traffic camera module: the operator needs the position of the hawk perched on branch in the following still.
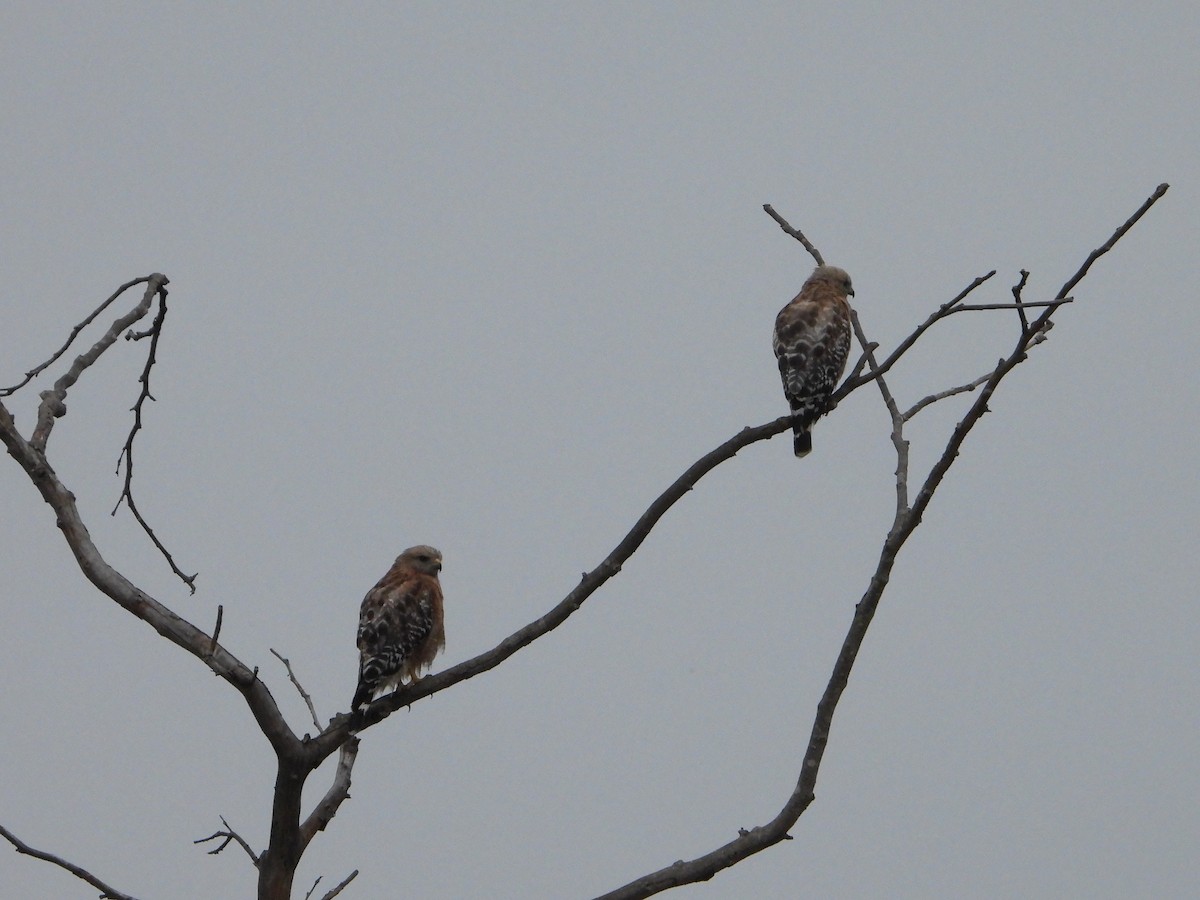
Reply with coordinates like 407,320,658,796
352,545,445,711
773,265,855,457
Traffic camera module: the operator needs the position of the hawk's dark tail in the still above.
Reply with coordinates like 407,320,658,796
793,426,813,458
789,405,815,457
352,658,384,710
351,680,374,712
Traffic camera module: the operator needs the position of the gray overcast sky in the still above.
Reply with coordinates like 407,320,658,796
1,4,1196,898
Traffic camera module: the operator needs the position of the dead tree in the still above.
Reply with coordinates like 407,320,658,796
0,184,1168,899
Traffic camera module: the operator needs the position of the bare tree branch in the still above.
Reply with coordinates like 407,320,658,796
1056,182,1169,300
271,648,323,733
833,270,996,400
843,340,879,384
943,297,1069,315
1,823,141,900
207,604,224,659
0,276,154,396
1010,269,1031,331
5,273,195,589
300,740,360,853
762,204,825,265
318,869,359,900
318,412,797,747
902,372,994,421
590,182,1170,900
28,275,168,451
851,311,910,516
0,400,296,756
195,816,260,866
108,286,197,591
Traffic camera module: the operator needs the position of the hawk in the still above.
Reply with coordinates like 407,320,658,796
772,265,855,457
352,545,445,711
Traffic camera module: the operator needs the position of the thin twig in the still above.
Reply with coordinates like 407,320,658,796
843,342,879,384
109,287,198,592
902,373,994,421
319,870,359,900
207,605,224,659
195,816,260,867
1011,269,1031,331
1,823,140,900
762,204,825,266
1,277,153,396
271,648,323,732
851,311,909,516
1056,183,1169,300
305,876,323,900
943,298,1069,315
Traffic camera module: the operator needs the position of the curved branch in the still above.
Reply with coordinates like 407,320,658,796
108,287,197,591
1,824,140,900
311,414,795,756
0,402,296,755
195,816,260,866
902,372,993,421
762,204,825,265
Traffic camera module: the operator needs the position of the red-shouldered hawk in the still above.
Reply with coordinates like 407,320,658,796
773,265,855,457
352,545,445,711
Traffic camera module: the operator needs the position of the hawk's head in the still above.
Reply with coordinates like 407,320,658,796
396,544,443,576
810,265,854,298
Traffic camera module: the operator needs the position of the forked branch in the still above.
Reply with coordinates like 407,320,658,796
589,182,1168,900
195,816,260,866
1,276,155,397
27,275,167,451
